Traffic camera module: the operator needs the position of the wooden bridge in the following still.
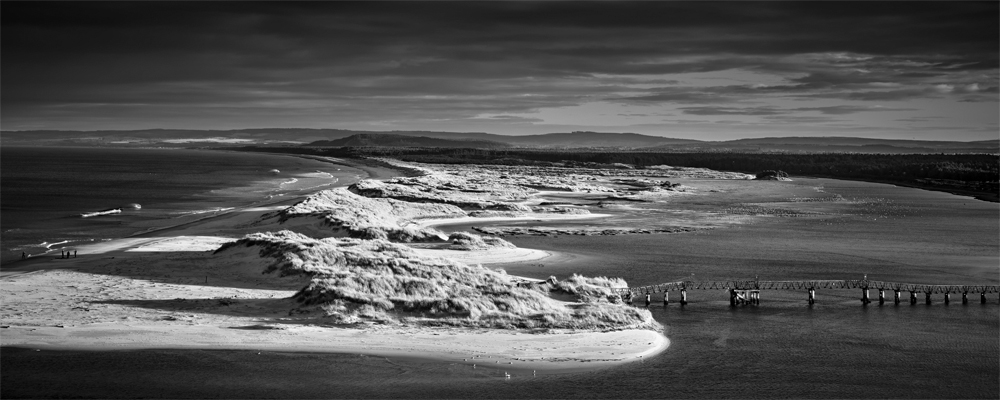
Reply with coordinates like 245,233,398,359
616,276,1000,306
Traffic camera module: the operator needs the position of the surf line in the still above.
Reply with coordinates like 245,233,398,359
80,203,141,218
80,208,122,218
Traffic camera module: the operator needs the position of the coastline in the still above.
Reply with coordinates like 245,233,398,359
0,147,372,265
0,153,669,374
795,173,999,203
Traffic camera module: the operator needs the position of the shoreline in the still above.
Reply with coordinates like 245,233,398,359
1,325,668,374
0,152,669,374
0,149,386,267
794,173,999,203
0,232,668,373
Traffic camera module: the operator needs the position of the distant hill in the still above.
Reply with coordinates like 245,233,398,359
1,129,996,153
500,131,701,148
649,136,999,154
308,134,511,148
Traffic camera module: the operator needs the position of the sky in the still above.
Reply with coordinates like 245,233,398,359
2,2,998,141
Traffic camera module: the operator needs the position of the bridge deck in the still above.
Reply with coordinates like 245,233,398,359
617,280,1000,295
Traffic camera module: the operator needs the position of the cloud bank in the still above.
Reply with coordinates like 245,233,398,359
2,2,997,140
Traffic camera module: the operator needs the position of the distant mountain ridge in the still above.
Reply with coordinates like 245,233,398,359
309,133,511,149
1,129,996,154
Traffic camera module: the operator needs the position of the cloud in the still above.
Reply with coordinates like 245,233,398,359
762,116,840,123
679,105,912,116
1,2,996,136
680,106,784,116
792,105,914,115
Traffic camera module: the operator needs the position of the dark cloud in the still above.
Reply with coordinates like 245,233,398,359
762,116,840,124
1,2,996,133
794,105,915,115
680,107,785,116
681,105,913,116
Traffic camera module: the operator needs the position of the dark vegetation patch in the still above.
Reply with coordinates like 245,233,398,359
234,147,998,201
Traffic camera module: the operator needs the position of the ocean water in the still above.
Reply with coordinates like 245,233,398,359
0,146,363,265
1,164,997,398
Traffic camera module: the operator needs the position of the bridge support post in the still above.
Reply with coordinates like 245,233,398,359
878,289,885,305
808,288,815,305
894,290,900,305
680,289,688,306
861,288,870,305
925,292,932,305
729,289,736,307
910,291,917,305
944,292,950,305
663,291,669,306
962,292,968,304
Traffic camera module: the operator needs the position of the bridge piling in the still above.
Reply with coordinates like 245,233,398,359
616,280,997,309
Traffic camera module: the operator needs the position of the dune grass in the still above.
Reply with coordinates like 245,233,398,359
216,231,656,330
446,232,516,251
279,187,463,242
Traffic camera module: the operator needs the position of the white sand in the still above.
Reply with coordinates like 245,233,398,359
410,212,613,229
409,246,552,265
2,213,667,373
126,236,236,252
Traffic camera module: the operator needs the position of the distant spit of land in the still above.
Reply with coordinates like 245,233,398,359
2,128,998,154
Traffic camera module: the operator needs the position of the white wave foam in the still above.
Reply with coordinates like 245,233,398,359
173,207,236,216
45,240,72,249
81,208,122,218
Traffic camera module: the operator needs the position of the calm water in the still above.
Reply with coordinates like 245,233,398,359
0,146,363,264
1,163,997,398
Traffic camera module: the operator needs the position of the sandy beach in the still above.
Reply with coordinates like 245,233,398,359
0,157,669,373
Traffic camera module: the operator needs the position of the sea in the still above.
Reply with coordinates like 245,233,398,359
0,146,364,265
1,147,997,398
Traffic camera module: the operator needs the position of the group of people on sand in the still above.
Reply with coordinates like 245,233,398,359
18,250,77,260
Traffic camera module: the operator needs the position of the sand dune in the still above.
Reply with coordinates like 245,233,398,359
1,158,682,372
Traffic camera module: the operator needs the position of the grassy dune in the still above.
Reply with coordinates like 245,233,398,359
446,231,516,251
279,187,464,241
349,177,533,211
216,231,656,330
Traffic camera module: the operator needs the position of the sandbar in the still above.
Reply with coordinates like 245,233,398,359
1,159,668,373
